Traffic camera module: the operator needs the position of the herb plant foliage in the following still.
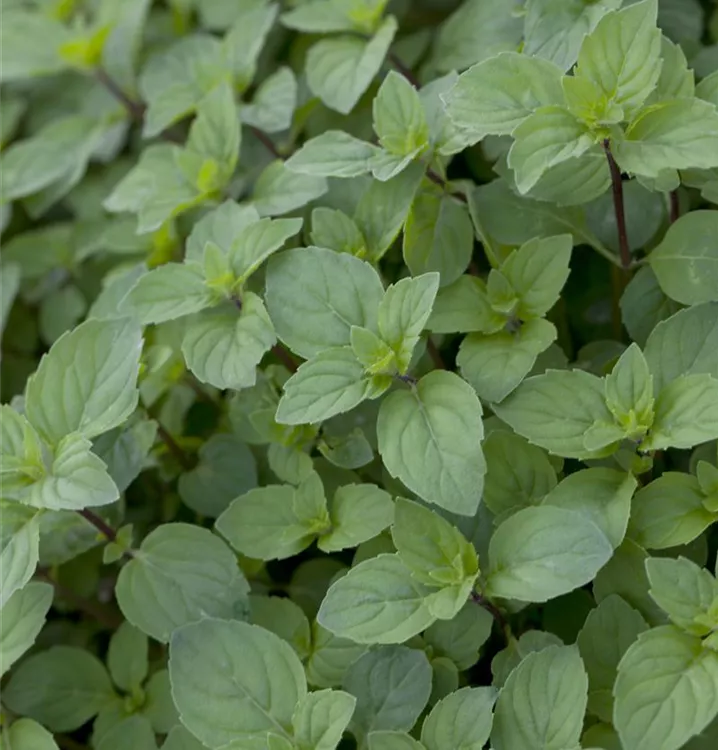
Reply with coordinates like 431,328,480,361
2,1,718,749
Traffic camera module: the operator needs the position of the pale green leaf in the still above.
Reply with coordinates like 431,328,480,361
491,630,564,688
493,369,614,458
574,0,662,115
266,246,384,359
377,371,486,516
644,303,718,391
169,618,307,749
276,347,373,426
0,581,53,677
649,211,718,306
373,71,429,157
3,646,115,732
483,430,557,519
216,484,319,561
424,602,493,671
311,208,367,257
318,554,435,644
644,374,718,451
697,70,718,107
242,66,297,134
318,484,394,553
646,557,718,636
25,317,143,446
403,190,473,288
250,595,312,662
605,343,654,432
421,686,496,750
508,106,592,194
486,505,613,602
378,273,439,372
428,276,504,335
650,36,695,102
286,131,380,178
343,645,432,742
305,622,367,689
0,504,41,608
181,295,276,391
306,16,397,114
444,52,564,137
629,473,716,549
458,319,558,404
491,645,588,750
121,263,213,325
251,160,328,217
1,718,60,750
577,594,648,722
620,266,681,348
281,2,357,33
368,732,424,750
116,523,249,643
107,622,149,693
96,716,157,750
292,689,356,750
614,625,718,750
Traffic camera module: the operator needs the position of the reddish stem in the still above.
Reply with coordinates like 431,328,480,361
602,139,631,271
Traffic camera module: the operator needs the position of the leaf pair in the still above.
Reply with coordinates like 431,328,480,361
121,201,302,390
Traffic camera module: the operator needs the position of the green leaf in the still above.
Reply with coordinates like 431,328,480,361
251,160,328,217
649,211,718,306
644,303,718,392
249,596,310,665
242,66,297,134
542,468,636,549
493,369,614,458
181,295,276,391
318,554,435,644
431,0,523,74
179,433,257,518
121,263,213,325
483,430,557,519
0,405,45,497
22,432,119,511
343,645,432,742
104,144,207,234
444,52,564,137
486,505,613,603
92,418,157,494
605,343,654,437
186,200,260,261
286,131,380,178
25,317,143,446
643,374,718,450
107,622,148,693
2,717,60,750
305,622,367,690
501,234,573,319
424,602,493,671
368,732,424,750
116,523,248,642
311,208,367,257
421,686,496,750
276,347,376,426
139,36,225,138
646,556,718,636
403,190,474,288
508,106,593,194
491,630,564,688
620,266,681,348
614,99,718,180
0,504,41,608
577,594,648,722
378,273,439,372
292,689,356,750
266,246,384,359
161,726,206,750
614,625,718,750
144,670,179,734
3,645,115,732
169,618,307,749
428,276,504,335
697,70,718,107
392,498,478,592
650,36,695,102
318,484,394,553
281,2,360,34
373,71,429,157
306,16,397,114
491,645,588,750
630,473,717,550
458,319,558,404
223,2,278,88
0,581,53,677
377,371,486,516
523,0,622,71
216,479,326,561
96,716,157,750
574,0,662,115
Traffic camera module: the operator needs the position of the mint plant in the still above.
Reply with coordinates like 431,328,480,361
1,1,718,750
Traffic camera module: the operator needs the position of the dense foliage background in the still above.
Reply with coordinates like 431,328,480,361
2,1,718,749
